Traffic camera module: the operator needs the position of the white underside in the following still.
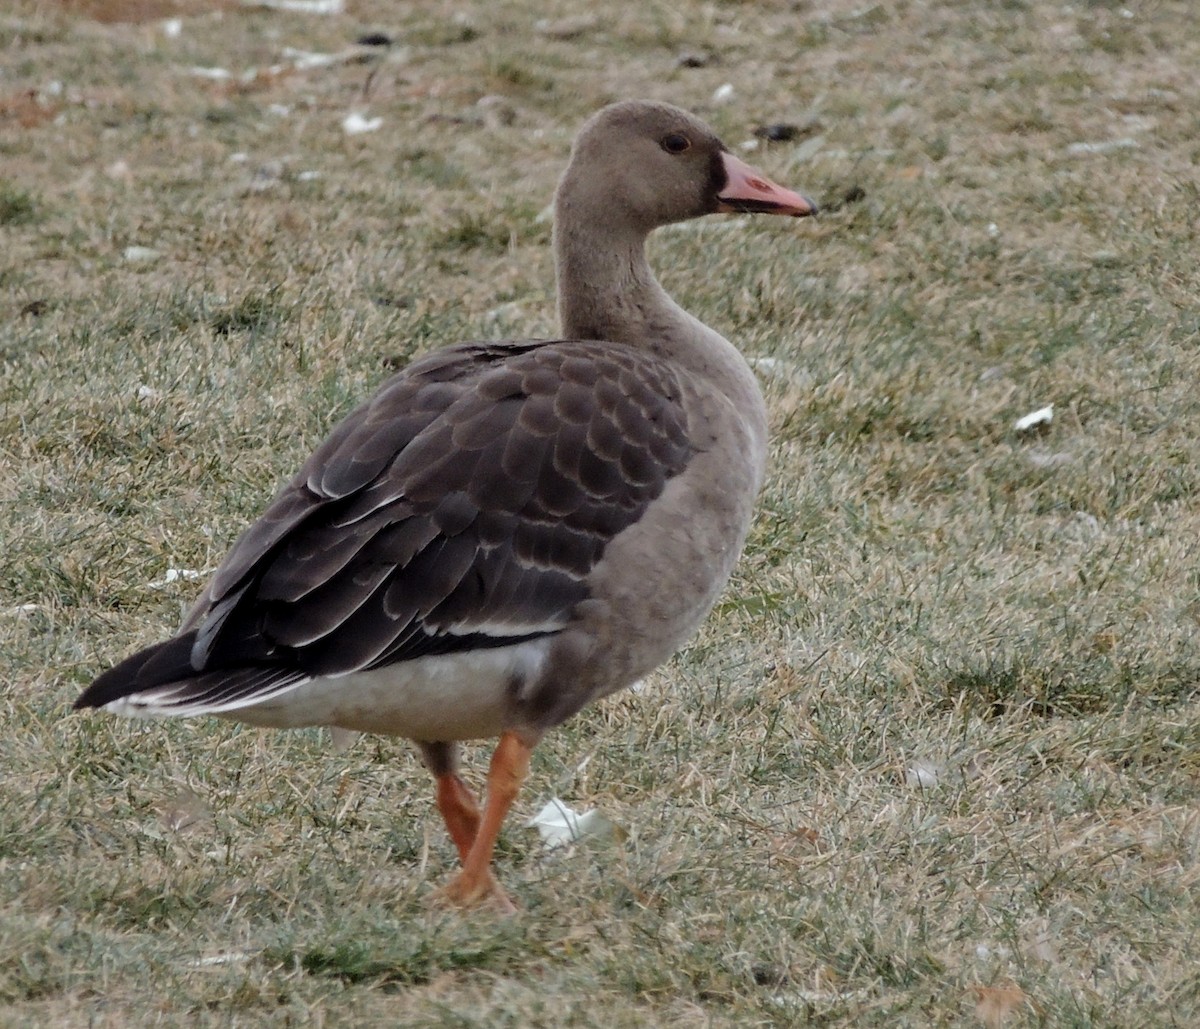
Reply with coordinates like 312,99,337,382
103,638,552,743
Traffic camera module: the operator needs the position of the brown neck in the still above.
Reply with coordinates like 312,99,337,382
553,180,679,346
551,179,768,462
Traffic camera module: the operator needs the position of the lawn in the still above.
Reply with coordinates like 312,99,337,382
3,0,1200,1024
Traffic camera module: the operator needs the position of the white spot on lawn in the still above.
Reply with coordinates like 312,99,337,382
343,111,383,135
534,15,598,39
189,66,234,81
1014,404,1053,432
123,246,161,264
192,951,254,968
1066,138,1138,156
147,568,211,589
905,759,944,788
282,47,341,70
243,0,343,13
527,799,619,849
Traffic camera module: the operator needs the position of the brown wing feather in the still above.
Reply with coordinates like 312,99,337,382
80,339,696,711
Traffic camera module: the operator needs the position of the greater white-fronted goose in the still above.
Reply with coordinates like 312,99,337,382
76,100,816,911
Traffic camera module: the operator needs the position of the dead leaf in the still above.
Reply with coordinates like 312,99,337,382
971,982,1029,1027
767,825,824,863
0,90,60,129
61,0,230,23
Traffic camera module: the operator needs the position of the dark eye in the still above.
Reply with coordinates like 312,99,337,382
660,133,691,154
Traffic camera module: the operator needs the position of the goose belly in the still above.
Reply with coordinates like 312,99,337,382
228,639,552,742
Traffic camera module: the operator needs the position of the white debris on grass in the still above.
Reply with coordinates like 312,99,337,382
123,246,161,264
712,83,736,104
343,111,383,135
135,384,163,402
1066,137,1138,156
282,46,342,70
243,0,343,12
160,17,183,38
1014,404,1053,432
147,568,212,589
748,355,816,392
770,988,874,1009
189,66,234,81
189,45,372,88
534,15,598,39
526,799,619,849
192,951,255,968
974,942,1012,961
905,759,944,788
105,160,133,183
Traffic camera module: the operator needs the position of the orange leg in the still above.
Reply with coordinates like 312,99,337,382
437,730,533,914
434,772,482,864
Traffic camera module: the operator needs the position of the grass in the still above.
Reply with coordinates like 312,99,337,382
2,0,1200,1024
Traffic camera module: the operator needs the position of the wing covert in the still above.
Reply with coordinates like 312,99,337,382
169,339,697,699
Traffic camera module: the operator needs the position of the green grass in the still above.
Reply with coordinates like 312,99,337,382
2,0,1200,1024
0,185,39,226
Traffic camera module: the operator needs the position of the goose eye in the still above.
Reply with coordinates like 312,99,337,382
660,133,691,154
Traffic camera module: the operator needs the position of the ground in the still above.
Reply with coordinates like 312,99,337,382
2,0,1200,1025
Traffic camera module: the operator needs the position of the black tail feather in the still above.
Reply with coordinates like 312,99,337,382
75,631,199,710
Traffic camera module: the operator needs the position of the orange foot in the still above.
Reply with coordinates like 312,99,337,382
432,868,519,915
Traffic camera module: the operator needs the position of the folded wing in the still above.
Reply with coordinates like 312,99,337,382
77,340,695,714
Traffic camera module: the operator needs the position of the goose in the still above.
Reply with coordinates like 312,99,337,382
76,100,816,912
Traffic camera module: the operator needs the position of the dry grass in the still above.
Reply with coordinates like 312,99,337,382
3,0,1200,1024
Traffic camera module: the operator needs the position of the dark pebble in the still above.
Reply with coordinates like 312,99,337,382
356,32,393,47
754,123,801,142
820,185,867,213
